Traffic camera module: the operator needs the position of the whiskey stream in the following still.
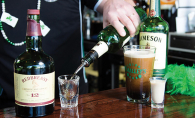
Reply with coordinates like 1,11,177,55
64,62,86,99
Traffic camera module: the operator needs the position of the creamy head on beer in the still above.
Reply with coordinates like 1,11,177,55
124,50,155,58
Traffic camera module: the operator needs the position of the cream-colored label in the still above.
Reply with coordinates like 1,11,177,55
92,41,108,57
14,72,55,107
149,0,156,17
151,0,155,10
122,36,131,47
139,32,167,70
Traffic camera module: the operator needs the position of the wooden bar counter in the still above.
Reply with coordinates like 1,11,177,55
0,87,195,118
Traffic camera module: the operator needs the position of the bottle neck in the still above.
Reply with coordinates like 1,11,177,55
26,14,42,51
26,36,42,51
134,6,147,22
149,0,161,17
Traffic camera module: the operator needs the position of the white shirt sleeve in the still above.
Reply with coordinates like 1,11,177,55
94,0,103,12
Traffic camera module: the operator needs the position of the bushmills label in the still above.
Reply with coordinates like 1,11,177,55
122,36,131,47
92,41,108,57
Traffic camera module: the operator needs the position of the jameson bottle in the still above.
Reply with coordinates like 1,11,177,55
139,0,169,77
71,6,147,77
14,9,55,117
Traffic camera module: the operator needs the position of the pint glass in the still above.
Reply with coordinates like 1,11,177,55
123,45,156,103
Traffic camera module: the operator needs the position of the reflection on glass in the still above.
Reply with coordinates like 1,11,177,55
60,107,79,118
150,108,164,118
44,0,57,2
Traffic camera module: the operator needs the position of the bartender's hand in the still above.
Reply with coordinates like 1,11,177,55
97,0,140,37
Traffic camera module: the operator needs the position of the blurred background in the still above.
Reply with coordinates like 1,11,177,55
82,0,195,93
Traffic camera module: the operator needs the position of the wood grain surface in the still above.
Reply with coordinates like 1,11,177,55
0,87,194,118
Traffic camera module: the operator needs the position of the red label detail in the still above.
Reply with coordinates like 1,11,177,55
150,9,156,17
15,99,54,106
22,76,48,83
26,18,42,36
31,93,39,97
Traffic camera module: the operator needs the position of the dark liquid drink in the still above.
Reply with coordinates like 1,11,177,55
124,45,155,103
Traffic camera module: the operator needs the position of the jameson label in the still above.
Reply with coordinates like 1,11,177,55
14,72,55,107
139,32,167,75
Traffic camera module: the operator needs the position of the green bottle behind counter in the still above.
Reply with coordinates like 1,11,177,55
139,0,169,77
82,6,147,67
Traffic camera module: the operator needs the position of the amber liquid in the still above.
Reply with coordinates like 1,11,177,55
124,56,155,99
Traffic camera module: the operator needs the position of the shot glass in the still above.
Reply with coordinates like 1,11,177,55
150,77,167,108
150,108,164,117
58,75,80,108
60,107,79,118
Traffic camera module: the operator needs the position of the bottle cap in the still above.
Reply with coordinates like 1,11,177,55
27,9,40,15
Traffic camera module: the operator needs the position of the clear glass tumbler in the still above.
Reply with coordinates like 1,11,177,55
58,75,80,108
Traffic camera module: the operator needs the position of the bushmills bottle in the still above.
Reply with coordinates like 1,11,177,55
14,9,55,117
82,6,147,67
139,0,169,77
70,6,147,79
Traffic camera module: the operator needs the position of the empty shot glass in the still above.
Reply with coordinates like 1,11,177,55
150,77,167,108
58,75,80,108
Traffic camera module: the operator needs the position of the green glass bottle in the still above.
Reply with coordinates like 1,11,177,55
139,0,169,77
14,9,55,117
82,6,147,67
134,0,149,12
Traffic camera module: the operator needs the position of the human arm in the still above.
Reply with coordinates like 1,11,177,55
96,0,140,37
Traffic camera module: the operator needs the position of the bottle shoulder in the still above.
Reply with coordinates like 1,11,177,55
97,25,129,42
140,17,169,33
14,51,54,67
142,17,168,24
98,25,118,41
